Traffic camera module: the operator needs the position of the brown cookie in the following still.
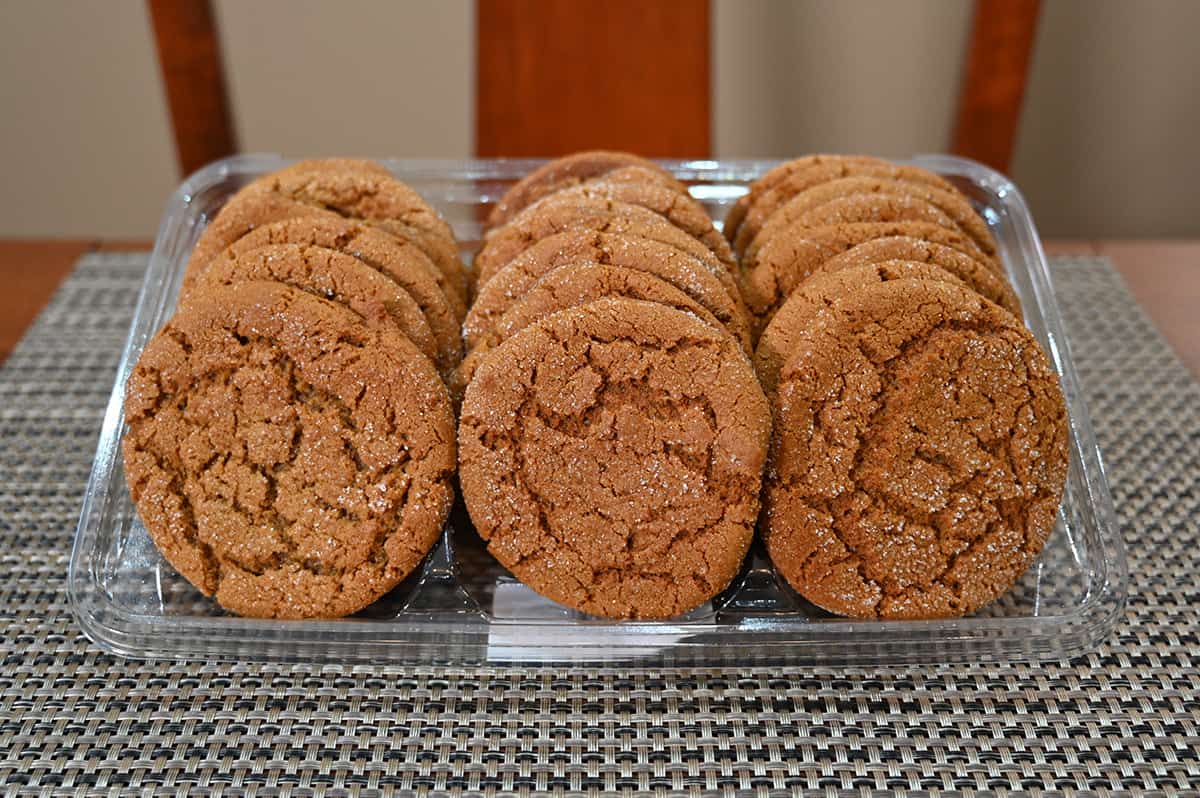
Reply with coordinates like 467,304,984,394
486,150,688,229
218,217,465,368
745,192,963,268
763,278,1068,620
724,155,890,247
728,156,960,256
192,243,446,375
186,165,468,305
534,174,736,273
459,298,770,620
739,221,994,338
122,281,456,619
754,262,973,398
816,236,1020,317
274,158,392,178
473,196,741,301
750,176,998,259
464,230,750,353
451,263,728,401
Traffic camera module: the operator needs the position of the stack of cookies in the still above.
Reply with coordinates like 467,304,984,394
457,152,770,620
122,159,463,619
730,155,1069,619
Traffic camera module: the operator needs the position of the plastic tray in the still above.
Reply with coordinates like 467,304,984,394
69,154,1127,664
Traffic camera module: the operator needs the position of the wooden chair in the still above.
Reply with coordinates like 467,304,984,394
149,0,1040,175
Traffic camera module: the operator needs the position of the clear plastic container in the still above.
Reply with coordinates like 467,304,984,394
69,155,1127,664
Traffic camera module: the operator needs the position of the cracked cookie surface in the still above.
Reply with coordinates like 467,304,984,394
739,221,993,338
458,298,770,619
464,230,749,353
193,242,443,373
185,161,467,304
727,155,959,256
750,176,997,260
815,236,1019,316
451,263,726,401
753,264,973,398
763,279,1068,619
122,281,456,619
486,151,687,229
474,197,730,291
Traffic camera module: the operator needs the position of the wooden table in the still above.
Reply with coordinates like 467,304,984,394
1,239,1197,376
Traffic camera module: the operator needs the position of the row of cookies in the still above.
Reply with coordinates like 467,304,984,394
122,159,463,618
729,155,1070,619
457,152,771,620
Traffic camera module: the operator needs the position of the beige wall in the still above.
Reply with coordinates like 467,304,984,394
1,0,1197,239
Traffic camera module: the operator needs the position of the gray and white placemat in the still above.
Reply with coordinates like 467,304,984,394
1,253,1197,795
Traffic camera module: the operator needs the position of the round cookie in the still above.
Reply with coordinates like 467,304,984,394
123,281,456,619
274,157,392,178
536,173,736,273
186,166,467,305
486,150,687,229
450,263,728,400
459,298,770,620
753,262,972,398
749,176,997,259
724,155,893,247
464,230,750,353
816,236,1020,317
219,216,465,367
192,243,446,374
745,192,962,267
763,278,1068,620
738,221,994,338
261,167,466,304
473,197,742,302
729,156,960,256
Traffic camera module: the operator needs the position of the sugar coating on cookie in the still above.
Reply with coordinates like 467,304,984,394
459,298,770,620
729,156,960,256
815,236,1019,316
474,196,739,295
738,221,995,338
763,279,1068,620
123,281,456,619
222,217,465,370
745,192,961,267
451,263,727,401
538,176,735,272
753,263,972,398
749,176,997,260
486,151,687,229
194,242,444,373
464,229,749,352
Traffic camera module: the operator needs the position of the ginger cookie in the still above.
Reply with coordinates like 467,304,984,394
816,236,1019,317
122,281,456,619
763,278,1068,620
450,263,727,400
486,150,687,229
192,243,447,375
459,298,770,620
745,192,962,267
473,196,740,300
219,217,465,368
724,155,891,247
739,221,995,338
750,176,997,259
728,155,959,256
186,164,468,305
464,230,750,353
536,174,736,273
274,157,391,178
753,262,971,398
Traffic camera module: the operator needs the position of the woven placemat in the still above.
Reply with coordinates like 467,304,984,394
1,253,1197,795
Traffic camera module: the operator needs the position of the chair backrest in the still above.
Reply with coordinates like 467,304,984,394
150,0,1040,174
147,0,237,177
